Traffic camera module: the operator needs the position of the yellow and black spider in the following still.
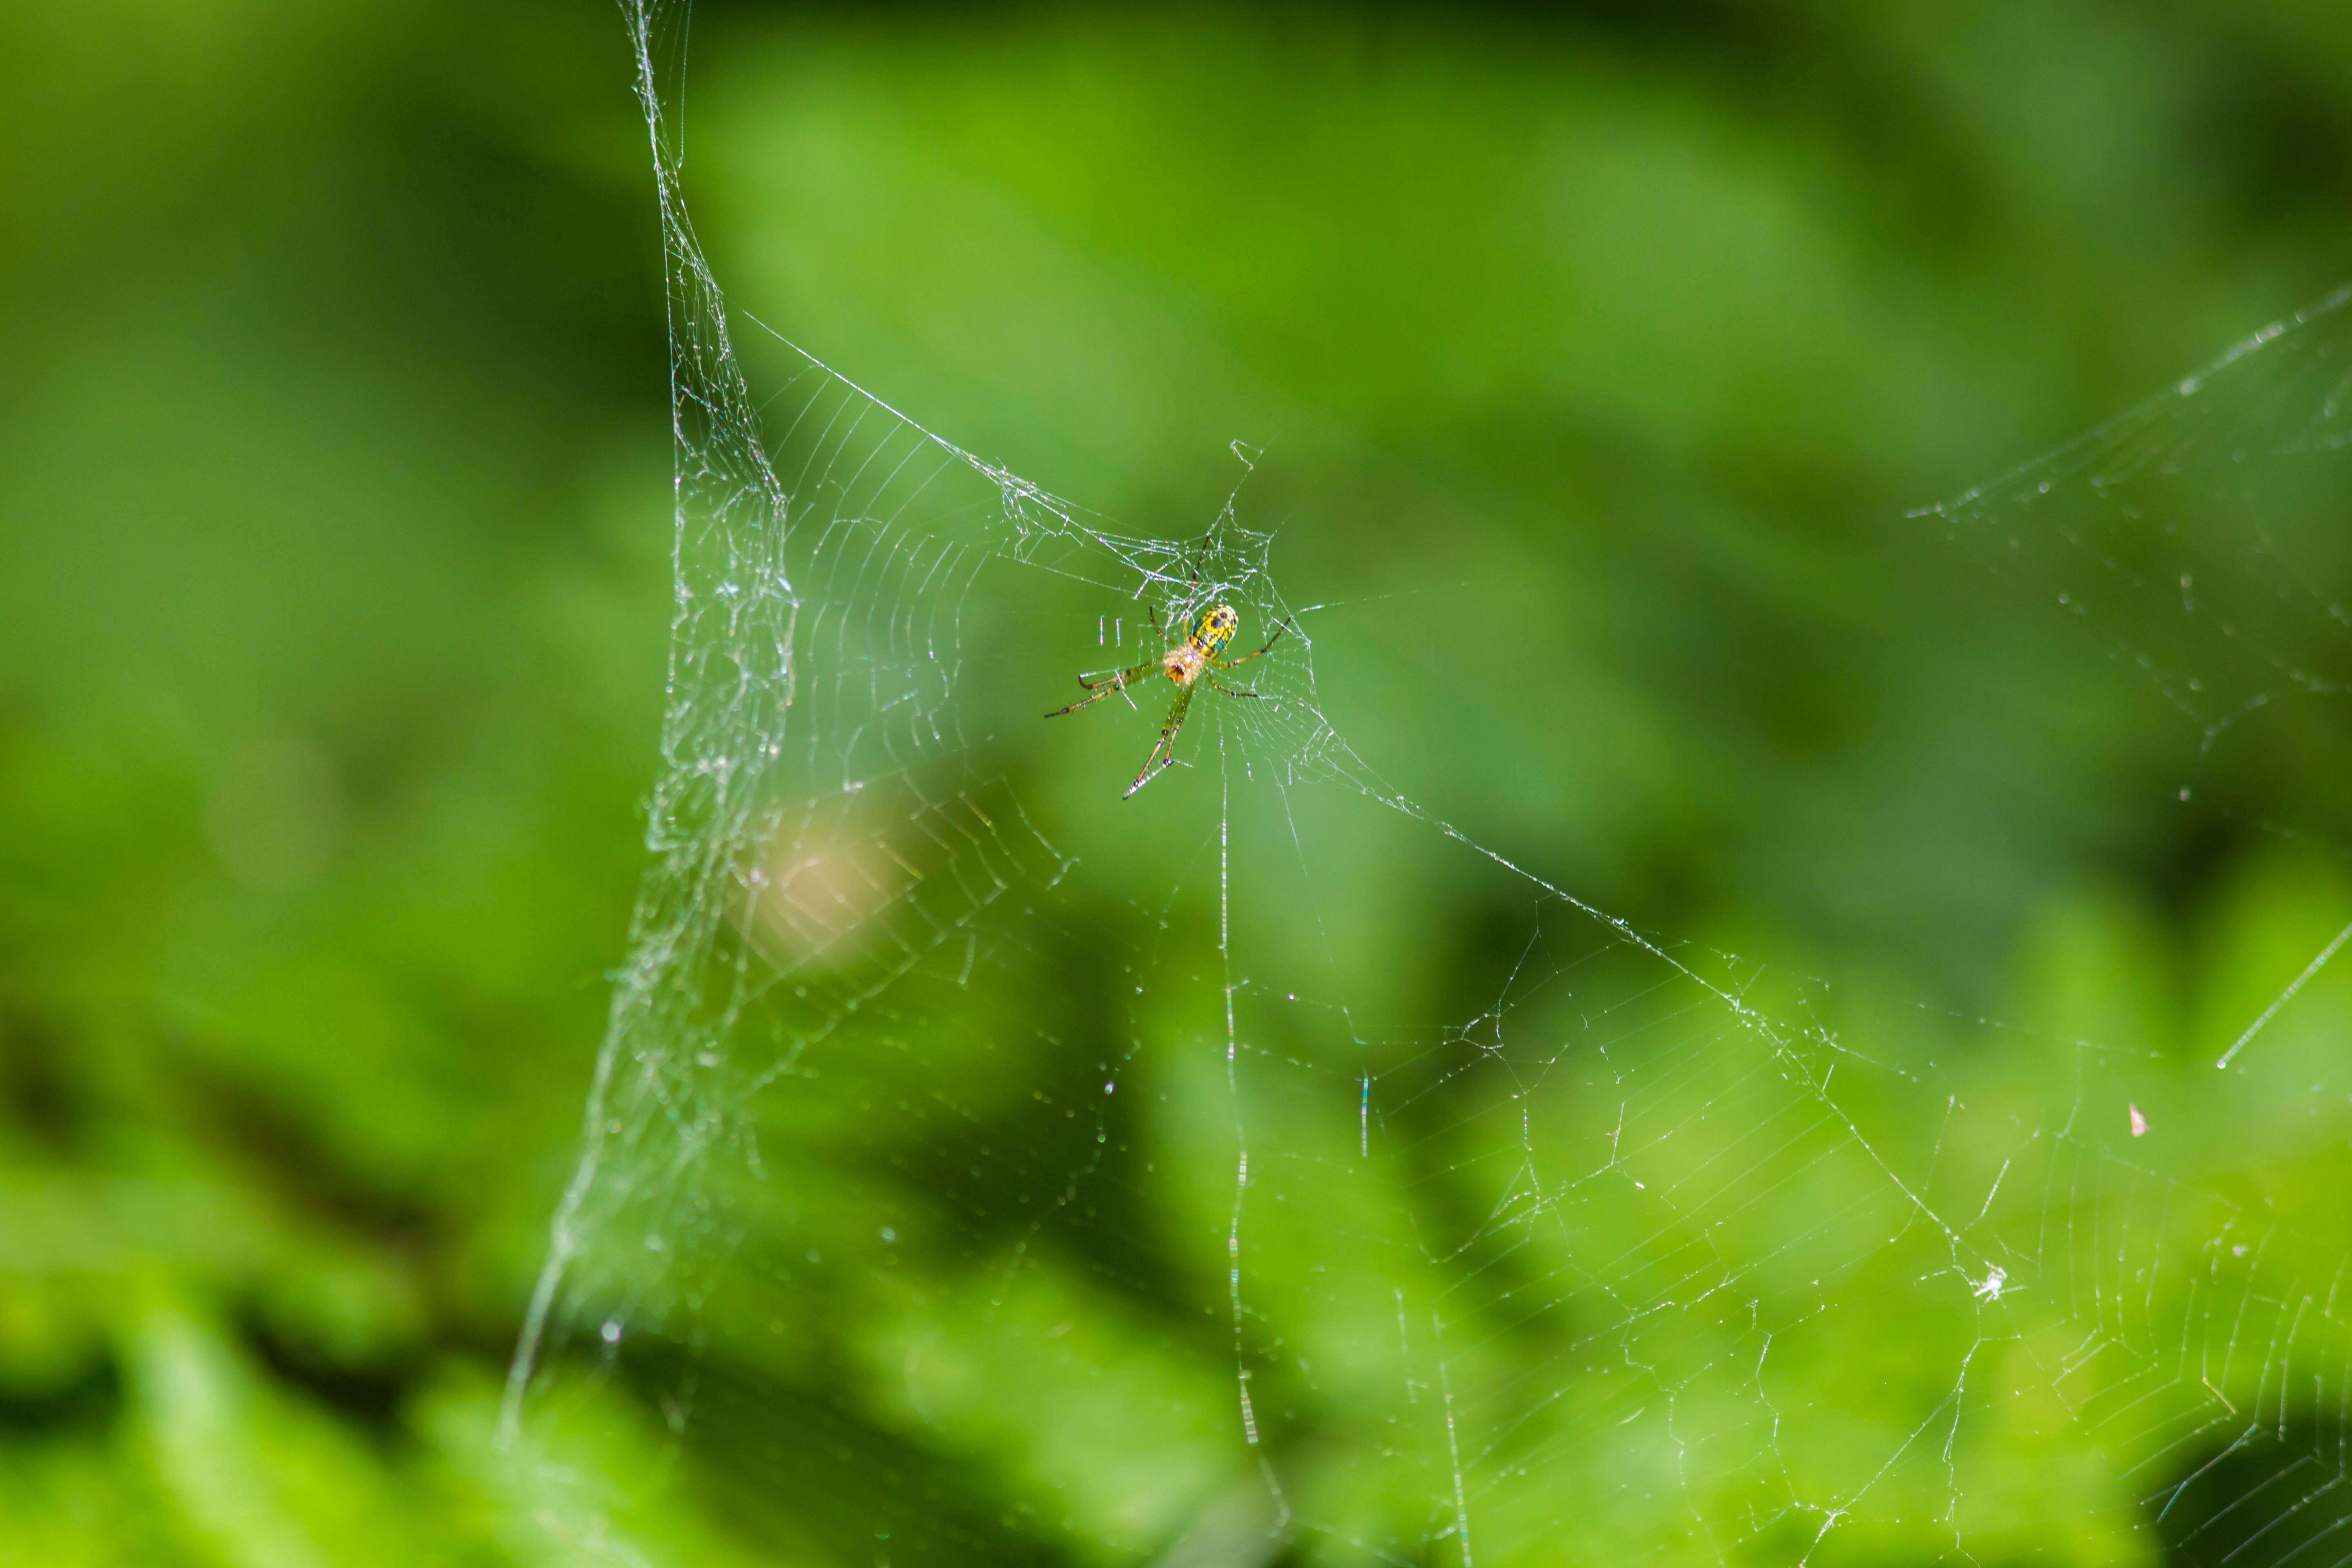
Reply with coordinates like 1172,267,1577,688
1046,595,1289,798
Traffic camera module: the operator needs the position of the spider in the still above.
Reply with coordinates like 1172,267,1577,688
1046,592,1289,798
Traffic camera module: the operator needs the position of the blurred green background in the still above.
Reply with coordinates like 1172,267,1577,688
9,1,2352,1563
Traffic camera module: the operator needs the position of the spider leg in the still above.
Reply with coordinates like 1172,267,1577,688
1212,615,1296,669
1205,677,1269,701
1083,657,1161,692
1160,557,1203,641
1045,660,1158,718
1123,682,1196,799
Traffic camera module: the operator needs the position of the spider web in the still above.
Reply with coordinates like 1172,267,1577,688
502,5,2352,1564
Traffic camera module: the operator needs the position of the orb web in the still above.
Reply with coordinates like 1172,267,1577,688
504,6,2352,1564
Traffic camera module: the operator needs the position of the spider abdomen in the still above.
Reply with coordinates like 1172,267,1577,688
1164,604,1238,685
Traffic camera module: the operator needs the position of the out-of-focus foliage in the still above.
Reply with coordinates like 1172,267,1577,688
5,1,2352,1562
